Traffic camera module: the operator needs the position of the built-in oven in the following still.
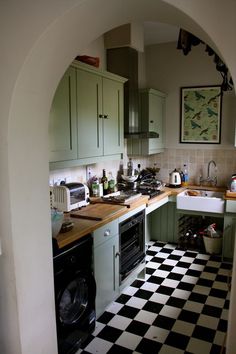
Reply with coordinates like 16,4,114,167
119,209,145,283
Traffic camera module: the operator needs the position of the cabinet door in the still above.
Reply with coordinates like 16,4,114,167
49,67,77,162
223,215,236,260
150,202,178,243
94,235,119,317
141,89,165,149
103,77,124,155
77,69,103,158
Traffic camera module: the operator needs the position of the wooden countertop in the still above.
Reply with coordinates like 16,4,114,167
55,184,228,249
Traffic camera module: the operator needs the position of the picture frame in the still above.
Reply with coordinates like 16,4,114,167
180,85,222,144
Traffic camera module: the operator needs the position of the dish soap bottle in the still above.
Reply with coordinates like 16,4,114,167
182,164,189,186
230,175,236,192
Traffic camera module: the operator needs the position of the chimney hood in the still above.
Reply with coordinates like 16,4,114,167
106,47,159,139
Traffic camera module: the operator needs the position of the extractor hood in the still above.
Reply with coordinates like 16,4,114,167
106,47,159,139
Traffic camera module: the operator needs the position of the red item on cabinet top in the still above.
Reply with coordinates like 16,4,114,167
76,55,100,67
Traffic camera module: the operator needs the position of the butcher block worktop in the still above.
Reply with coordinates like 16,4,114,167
56,195,149,248
55,185,228,249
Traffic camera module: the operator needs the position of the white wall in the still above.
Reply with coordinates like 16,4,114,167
1,1,236,353
145,42,236,149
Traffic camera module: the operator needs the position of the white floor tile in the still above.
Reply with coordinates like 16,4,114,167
171,266,188,275
213,330,226,346
171,249,185,256
140,281,159,292
126,296,147,309
189,263,205,271
212,281,228,291
200,271,216,281
183,300,204,314
149,292,169,304
192,284,211,295
181,274,198,284
144,325,169,343
163,258,179,266
84,337,113,354
115,331,142,350
181,256,194,263
186,337,212,354
92,321,106,336
171,288,191,299
159,305,181,319
156,251,170,259
148,246,162,253
107,314,132,330
134,309,157,325
146,261,161,269
161,278,179,288
106,301,124,314
172,319,195,336
197,314,219,329
196,253,210,260
153,269,170,278
159,344,185,354
122,286,138,296
205,296,225,308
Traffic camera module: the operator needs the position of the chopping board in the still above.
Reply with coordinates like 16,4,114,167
70,203,127,221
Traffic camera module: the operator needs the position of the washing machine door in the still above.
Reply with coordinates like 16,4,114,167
59,275,88,325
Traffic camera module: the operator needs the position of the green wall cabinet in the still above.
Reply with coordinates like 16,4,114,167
49,67,77,162
127,88,166,156
93,220,120,317
49,61,126,169
77,68,124,159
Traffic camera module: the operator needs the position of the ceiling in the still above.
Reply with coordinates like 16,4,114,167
143,21,179,45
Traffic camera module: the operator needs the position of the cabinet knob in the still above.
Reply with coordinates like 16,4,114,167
115,252,120,258
104,229,111,237
99,114,103,118
103,115,109,119
150,120,154,123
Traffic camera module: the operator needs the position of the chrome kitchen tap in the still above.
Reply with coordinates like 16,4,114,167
199,160,217,186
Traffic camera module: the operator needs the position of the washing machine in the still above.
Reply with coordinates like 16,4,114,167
53,234,96,354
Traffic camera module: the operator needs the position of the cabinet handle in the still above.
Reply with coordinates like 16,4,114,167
104,229,111,237
115,252,120,258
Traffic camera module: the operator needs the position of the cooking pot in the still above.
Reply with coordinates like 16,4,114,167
121,169,139,182
169,169,181,188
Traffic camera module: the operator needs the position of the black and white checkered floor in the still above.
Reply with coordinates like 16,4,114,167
78,241,231,354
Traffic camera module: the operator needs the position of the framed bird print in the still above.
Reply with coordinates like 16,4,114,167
180,85,222,143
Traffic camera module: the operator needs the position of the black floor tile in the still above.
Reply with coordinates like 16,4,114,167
217,318,228,332
117,305,140,319
145,267,156,275
204,266,219,273
147,275,164,284
166,296,186,308
135,337,162,354
156,285,175,296
202,304,222,318
210,288,228,299
177,281,195,291
177,261,192,268
178,309,199,324
134,289,153,300
142,300,163,314
197,277,214,287
192,324,215,342
98,311,115,324
97,325,123,343
153,315,176,330
158,264,174,272
186,269,202,277
107,344,133,354
131,279,145,288
165,331,190,349
167,254,182,261
167,272,183,281
184,251,197,258
126,320,150,336
115,294,131,304
150,256,165,264
188,292,208,304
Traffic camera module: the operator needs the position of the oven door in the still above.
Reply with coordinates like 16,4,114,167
119,210,145,282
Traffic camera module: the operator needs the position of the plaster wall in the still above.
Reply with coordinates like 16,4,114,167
1,1,236,353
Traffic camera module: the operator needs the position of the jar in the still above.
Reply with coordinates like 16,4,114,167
230,177,236,192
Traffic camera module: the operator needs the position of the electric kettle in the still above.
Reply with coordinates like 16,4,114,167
169,169,181,188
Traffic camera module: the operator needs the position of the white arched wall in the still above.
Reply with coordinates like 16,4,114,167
1,1,236,353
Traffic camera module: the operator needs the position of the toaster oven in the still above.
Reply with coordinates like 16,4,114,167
51,183,90,212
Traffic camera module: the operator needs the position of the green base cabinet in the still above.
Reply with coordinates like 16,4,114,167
93,221,120,317
149,201,178,243
223,215,236,260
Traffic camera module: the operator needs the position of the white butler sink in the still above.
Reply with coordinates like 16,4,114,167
176,189,225,214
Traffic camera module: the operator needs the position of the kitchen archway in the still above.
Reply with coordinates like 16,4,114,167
4,1,236,353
